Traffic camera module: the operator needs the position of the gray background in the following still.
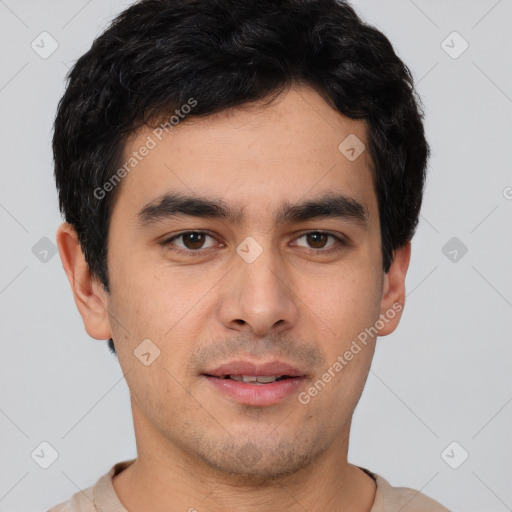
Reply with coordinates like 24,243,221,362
1,0,511,510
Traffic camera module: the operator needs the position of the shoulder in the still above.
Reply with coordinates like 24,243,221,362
361,467,451,512
46,485,95,512
46,459,135,512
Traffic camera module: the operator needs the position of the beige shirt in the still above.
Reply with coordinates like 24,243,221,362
47,459,450,512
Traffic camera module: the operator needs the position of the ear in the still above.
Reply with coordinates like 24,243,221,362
56,222,112,340
377,242,411,336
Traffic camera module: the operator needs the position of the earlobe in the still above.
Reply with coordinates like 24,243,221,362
56,222,113,340
377,242,411,337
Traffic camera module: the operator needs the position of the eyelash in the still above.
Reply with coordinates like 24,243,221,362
160,230,348,257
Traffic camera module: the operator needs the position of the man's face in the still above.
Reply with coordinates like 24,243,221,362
89,85,404,479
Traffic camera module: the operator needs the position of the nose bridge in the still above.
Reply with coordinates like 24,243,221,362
217,234,299,334
240,237,284,294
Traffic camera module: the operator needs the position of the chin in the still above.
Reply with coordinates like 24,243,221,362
194,438,323,483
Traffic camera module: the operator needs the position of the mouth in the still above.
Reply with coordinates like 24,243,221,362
203,359,307,379
206,374,298,384
201,360,308,406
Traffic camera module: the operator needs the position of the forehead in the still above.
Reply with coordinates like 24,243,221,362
112,85,377,227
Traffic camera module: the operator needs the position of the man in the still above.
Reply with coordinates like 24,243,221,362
49,0,450,510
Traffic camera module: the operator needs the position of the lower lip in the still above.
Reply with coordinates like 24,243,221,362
202,376,307,406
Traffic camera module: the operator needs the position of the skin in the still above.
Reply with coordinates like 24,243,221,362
57,83,410,512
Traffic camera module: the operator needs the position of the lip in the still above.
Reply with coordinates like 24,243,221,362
203,360,306,378
203,375,307,406
201,359,308,407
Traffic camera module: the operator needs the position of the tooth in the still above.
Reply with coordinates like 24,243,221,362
227,375,283,383
256,375,278,383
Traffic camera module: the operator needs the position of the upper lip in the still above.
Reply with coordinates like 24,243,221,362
203,360,307,378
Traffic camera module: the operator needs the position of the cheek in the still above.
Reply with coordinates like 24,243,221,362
300,265,382,337
300,273,380,415
107,257,213,374
108,248,176,331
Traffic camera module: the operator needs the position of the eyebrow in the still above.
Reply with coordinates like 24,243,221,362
136,191,369,229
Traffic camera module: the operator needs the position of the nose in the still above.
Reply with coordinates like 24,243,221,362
216,242,300,337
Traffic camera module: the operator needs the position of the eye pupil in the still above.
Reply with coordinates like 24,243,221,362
308,232,327,248
184,232,205,249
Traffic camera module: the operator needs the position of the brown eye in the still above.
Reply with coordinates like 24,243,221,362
162,231,218,255
181,232,207,250
295,231,344,251
305,232,329,249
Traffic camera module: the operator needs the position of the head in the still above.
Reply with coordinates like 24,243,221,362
54,0,428,480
